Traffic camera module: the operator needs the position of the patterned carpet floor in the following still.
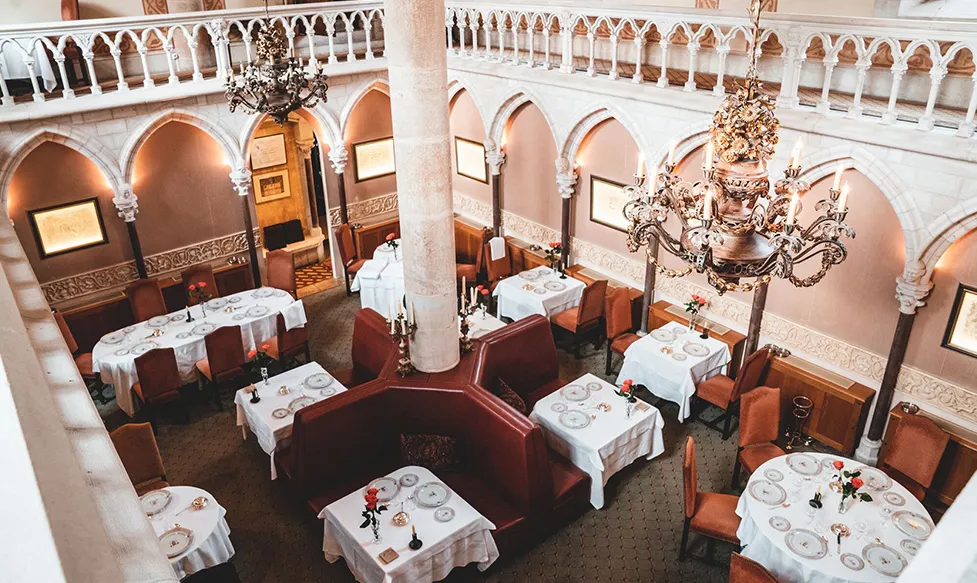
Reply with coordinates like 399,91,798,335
112,284,740,582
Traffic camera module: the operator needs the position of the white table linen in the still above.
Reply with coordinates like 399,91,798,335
492,266,585,321
92,287,306,416
737,453,930,583
529,373,665,509
148,486,235,580
461,310,506,339
352,260,406,315
616,321,730,422
1,39,57,92
319,465,499,583
234,362,348,480
373,239,402,261
488,237,505,261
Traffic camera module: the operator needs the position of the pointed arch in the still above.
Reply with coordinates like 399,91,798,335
486,86,559,152
237,104,341,159
338,77,390,137
559,102,650,167
447,75,491,138
918,198,977,274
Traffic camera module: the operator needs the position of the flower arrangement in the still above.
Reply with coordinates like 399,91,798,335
359,487,388,542
684,294,708,336
476,285,489,313
245,343,274,383
543,242,563,269
385,232,399,249
832,460,872,514
615,379,638,418
187,281,212,305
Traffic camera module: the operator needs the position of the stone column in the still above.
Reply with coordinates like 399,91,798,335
555,158,577,268
484,139,506,236
328,144,350,225
385,0,460,373
855,261,933,465
230,167,262,287
639,238,659,334
296,139,319,230
744,282,770,357
113,184,148,279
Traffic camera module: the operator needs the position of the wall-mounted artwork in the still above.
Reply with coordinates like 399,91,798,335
253,170,291,204
28,198,109,259
942,283,977,359
454,136,488,184
589,176,630,233
251,133,288,170
352,137,396,182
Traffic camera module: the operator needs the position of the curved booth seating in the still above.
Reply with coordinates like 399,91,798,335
332,308,400,388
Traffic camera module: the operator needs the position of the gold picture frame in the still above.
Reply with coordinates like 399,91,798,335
252,170,291,204
27,197,109,259
942,283,977,359
250,133,288,170
589,175,630,233
454,136,488,184
352,137,396,182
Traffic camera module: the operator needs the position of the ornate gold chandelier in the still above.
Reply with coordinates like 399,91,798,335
624,1,855,295
225,1,329,126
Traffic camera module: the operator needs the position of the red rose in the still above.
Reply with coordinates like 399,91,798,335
366,501,376,510
481,289,489,296
851,477,864,489
367,488,379,495
476,285,484,290
365,494,378,504
198,281,207,288
385,233,395,241
261,343,271,351
248,349,257,359
188,284,196,291
833,460,844,471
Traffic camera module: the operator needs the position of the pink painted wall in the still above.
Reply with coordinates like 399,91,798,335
449,89,491,204
501,103,560,231
132,121,242,256
339,90,396,206
8,142,132,283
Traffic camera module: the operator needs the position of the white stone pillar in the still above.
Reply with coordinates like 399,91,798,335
385,0,460,373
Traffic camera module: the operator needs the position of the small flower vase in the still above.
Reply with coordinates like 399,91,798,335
838,496,851,515
200,304,207,319
371,520,381,544
260,366,269,386
688,314,696,332
394,248,399,262
626,399,634,419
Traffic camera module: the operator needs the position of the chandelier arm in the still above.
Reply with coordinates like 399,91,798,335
790,239,848,266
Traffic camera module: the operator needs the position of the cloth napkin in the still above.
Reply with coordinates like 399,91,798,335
281,300,308,331
356,259,388,280
489,236,506,261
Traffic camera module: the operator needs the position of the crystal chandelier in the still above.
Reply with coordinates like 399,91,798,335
624,1,855,295
225,1,329,126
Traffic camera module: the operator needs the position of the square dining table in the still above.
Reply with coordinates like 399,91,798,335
615,321,731,422
491,265,585,321
529,373,665,509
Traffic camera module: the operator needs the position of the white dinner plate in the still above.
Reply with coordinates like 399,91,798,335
271,408,290,419
147,316,170,328
862,542,907,576
415,481,451,508
650,328,676,343
560,384,590,402
192,323,217,336
671,353,687,362
785,453,821,476
883,491,906,507
304,373,333,389
892,510,933,540
853,466,893,492
367,477,401,503
900,539,921,556
114,348,130,356
544,281,566,292
768,516,791,532
232,314,247,321
517,271,539,281
101,331,126,345
682,342,710,357
784,528,828,560
206,298,228,309
287,396,315,413
748,480,787,505
558,410,591,430
320,387,337,397
399,473,419,488
585,381,603,392
550,402,568,413
176,332,192,340
228,296,242,304
434,507,455,523
130,342,157,356
169,313,187,323
140,489,171,516
841,553,865,571
763,469,784,482
532,288,547,295
252,288,275,298
159,526,194,558
246,305,271,318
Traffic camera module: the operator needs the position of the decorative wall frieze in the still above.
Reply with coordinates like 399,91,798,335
40,230,255,304
328,192,399,226
452,193,977,427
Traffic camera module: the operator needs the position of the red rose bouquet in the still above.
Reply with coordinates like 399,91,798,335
187,281,212,306
245,343,274,383
543,241,563,269
616,379,639,418
683,293,708,334
832,460,872,514
384,232,399,250
360,487,388,542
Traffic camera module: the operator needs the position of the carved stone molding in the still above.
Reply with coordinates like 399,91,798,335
328,192,399,226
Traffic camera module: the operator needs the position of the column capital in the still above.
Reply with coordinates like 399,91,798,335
895,260,933,315
328,144,349,174
484,140,506,176
295,139,315,158
229,167,252,197
555,158,578,199
112,183,139,222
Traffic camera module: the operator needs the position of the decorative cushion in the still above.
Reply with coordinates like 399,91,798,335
495,378,528,415
400,433,463,472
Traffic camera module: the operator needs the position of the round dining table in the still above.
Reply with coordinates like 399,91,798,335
145,485,235,580
737,452,934,583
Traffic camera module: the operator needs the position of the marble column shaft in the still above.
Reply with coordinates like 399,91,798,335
385,0,460,372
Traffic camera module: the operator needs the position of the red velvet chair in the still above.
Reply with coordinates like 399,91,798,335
483,241,513,292
266,313,310,369
266,250,297,298
195,326,247,410
880,413,950,501
456,228,493,285
180,263,219,305
694,347,771,440
731,386,785,489
125,279,167,323
552,279,607,359
53,310,96,384
681,436,741,561
133,347,187,424
332,309,399,388
335,223,366,296
730,552,781,582
109,422,169,496
604,286,640,375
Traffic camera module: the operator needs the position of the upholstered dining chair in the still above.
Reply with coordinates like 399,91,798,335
266,313,310,370
483,241,513,292
180,263,219,305
731,386,785,489
53,310,97,385
335,223,367,296
133,347,187,425
681,436,741,561
694,347,771,440
456,227,493,285
604,286,640,375
195,325,247,411
879,413,950,501
729,553,780,583
266,249,297,298
109,422,169,496
125,278,167,323
552,279,608,359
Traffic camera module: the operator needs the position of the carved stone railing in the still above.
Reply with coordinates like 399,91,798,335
445,2,977,137
0,1,384,109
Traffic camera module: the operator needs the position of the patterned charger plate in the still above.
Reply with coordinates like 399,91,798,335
853,465,893,492
532,287,547,295
768,516,791,532
560,384,590,402
228,296,242,304
518,271,540,281
147,316,170,328
544,281,567,292
841,553,865,571
784,528,828,560
159,526,194,558
140,489,171,516
169,313,187,323
892,510,934,540
415,481,451,508
271,408,290,419
671,353,687,362
252,288,275,298
748,479,787,506
786,453,821,476
900,539,921,556
585,381,603,392
883,491,906,506
763,469,784,482
130,342,157,356
862,542,907,576
287,396,315,413
434,507,455,523
304,373,333,389
101,331,126,345
650,328,676,343
192,323,217,336
558,410,591,430
682,342,710,357
367,477,401,503
206,298,228,309
550,402,568,413
247,305,271,318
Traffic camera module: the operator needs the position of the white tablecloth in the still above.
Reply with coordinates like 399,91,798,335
492,266,585,321
616,321,730,422
147,486,235,580
529,373,665,509
1,38,57,91
352,259,406,315
234,362,348,480
319,466,499,583
737,453,930,583
461,310,506,339
92,287,307,416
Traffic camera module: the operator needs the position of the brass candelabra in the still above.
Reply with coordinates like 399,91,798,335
459,303,477,354
387,311,417,377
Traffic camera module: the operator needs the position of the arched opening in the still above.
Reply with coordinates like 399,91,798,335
500,101,560,233
449,88,490,206
331,88,396,222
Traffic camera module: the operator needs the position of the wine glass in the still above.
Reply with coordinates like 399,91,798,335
879,505,893,528
855,521,868,541
792,477,804,492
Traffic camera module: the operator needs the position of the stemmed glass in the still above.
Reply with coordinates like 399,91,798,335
879,505,893,529
855,521,868,541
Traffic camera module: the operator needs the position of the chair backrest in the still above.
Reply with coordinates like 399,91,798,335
276,313,307,354
575,279,608,326
266,250,297,295
180,264,219,305
882,413,950,489
604,286,633,339
732,347,771,402
203,326,246,378
52,310,79,354
739,386,781,448
109,422,166,490
682,436,697,518
125,279,167,323
134,348,183,401
483,242,513,282
472,228,493,275
730,552,781,583
334,223,357,267
474,315,559,405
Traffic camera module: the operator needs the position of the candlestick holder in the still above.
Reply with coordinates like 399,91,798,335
459,303,476,354
387,312,417,377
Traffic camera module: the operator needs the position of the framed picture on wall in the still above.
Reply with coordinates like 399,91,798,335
253,170,291,204
352,137,396,182
941,283,977,359
589,176,630,233
27,197,109,259
251,134,288,170
455,136,488,184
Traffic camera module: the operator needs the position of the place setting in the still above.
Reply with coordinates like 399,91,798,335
139,485,232,578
